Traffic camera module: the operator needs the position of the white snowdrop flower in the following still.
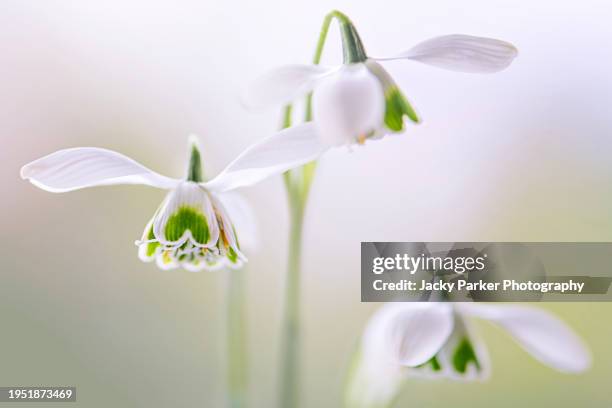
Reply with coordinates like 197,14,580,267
346,303,590,407
21,125,325,271
243,11,518,147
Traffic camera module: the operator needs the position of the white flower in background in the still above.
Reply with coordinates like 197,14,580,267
346,303,590,408
244,23,517,147
21,125,325,271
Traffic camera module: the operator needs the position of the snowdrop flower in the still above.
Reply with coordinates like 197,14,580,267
243,11,518,147
346,303,590,407
21,125,325,271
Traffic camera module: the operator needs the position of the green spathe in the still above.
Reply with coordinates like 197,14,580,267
322,10,368,64
164,206,210,244
187,144,203,183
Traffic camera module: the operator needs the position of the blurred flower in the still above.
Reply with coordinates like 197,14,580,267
346,303,590,408
21,125,324,271
244,16,517,147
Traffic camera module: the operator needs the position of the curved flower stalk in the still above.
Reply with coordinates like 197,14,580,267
244,10,518,147
20,125,325,271
346,303,591,408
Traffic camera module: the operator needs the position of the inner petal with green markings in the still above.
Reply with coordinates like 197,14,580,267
412,315,488,380
365,60,420,134
137,182,245,271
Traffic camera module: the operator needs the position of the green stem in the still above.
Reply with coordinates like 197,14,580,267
279,200,305,408
279,10,361,408
227,269,247,408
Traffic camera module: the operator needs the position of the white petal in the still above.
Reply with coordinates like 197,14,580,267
242,64,338,109
209,194,247,261
137,216,158,262
21,147,179,193
345,347,405,408
312,64,385,146
152,182,220,248
348,303,453,406
458,304,591,373
213,192,258,252
410,315,490,381
362,303,454,367
202,123,327,192
378,34,518,73
155,250,180,270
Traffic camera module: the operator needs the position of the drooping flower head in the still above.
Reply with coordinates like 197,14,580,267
21,125,326,271
346,303,591,407
244,10,518,147
135,139,246,271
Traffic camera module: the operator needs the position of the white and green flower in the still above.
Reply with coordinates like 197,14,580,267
21,125,326,271
244,13,518,147
346,303,590,408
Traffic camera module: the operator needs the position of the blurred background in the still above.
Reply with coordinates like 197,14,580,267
1,0,612,406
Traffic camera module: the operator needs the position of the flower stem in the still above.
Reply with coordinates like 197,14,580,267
278,10,359,408
227,269,248,408
279,198,305,408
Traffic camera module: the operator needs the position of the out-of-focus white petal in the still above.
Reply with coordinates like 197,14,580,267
202,123,327,192
458,304,591,373
345,347,405,408
362,303,454,368
242,64,338,109
214,192,258,252
377,34,518,73
313,64,385,146
347,303,453,407
21,147,179,193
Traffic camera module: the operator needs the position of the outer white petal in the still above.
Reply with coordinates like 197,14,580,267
377,34,518,73
347,303,453,407
242,64,338,109
458,304,591,373
345,347,405,408
213,192,258,252
312,64,385,146
21,147,179,193
362,303,454,368
202,123,328,192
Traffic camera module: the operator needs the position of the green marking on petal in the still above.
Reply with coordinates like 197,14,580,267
146,225,160,257
164,206,210,244
232,225,241,250
227,247,238,264
452,337,481,374
384,86,419,131
417,355,442,372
